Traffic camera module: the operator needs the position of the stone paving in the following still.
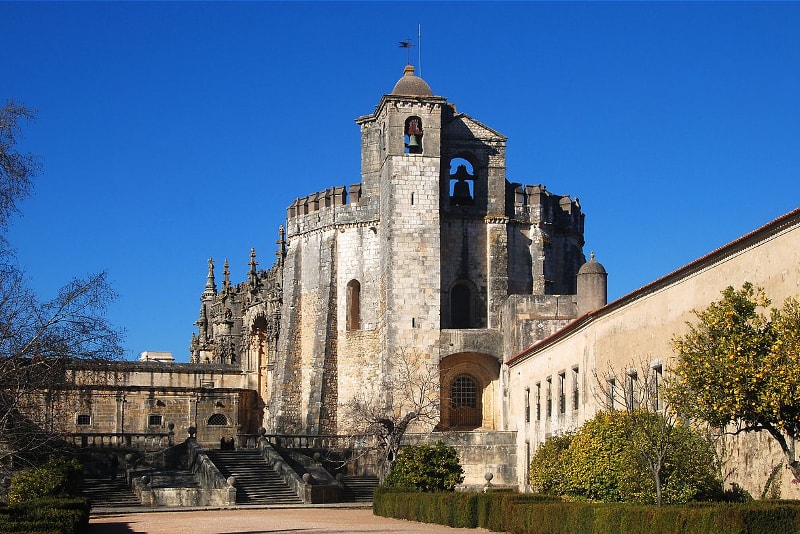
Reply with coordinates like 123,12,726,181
88,505,497,534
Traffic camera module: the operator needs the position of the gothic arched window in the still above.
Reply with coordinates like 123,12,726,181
346,279,361,331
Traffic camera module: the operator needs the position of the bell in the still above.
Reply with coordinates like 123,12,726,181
406,134,421,152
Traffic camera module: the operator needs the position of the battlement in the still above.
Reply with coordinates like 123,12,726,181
287,183,363,219
511,183,583,227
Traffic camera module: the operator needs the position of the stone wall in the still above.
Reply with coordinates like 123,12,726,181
63,363,259,448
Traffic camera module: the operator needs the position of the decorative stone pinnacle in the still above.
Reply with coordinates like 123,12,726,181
223,258,231,291
203,257,217,298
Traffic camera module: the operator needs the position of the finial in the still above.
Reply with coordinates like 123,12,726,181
276,225,286,267
590,251,595,261
203,257,217,298
248,248,258,288
223,258,231,291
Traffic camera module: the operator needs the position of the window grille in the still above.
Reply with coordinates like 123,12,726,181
207,413,228,426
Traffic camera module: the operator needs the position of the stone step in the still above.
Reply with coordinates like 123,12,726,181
205,450,303,505
341,475,379,502
81,477,142,508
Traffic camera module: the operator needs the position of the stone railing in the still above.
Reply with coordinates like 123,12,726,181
67,432,173,451
130,439,236,507
260,433,376,450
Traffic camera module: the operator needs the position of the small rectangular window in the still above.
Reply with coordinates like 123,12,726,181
572,366,579,411
546,377,552,418
626,370,639,411
524,387,530,423
652,363,663,411
608,377,617,410
76,414,91,426
148,414,163,427
535,382,541,421
558,372,566,414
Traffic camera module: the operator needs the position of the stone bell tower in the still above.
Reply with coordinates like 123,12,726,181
356,65,447,357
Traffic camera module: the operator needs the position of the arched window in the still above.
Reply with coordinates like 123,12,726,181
450,374,481,428
207,413,228,426
450,283,471,329
404,116,423,154
346,280,361,330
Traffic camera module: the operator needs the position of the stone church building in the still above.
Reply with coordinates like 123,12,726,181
64,66,800,496
188,64,605,442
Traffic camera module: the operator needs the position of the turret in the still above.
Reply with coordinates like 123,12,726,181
577,252,608,315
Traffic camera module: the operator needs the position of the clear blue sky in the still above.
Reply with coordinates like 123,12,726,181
2,2,799,362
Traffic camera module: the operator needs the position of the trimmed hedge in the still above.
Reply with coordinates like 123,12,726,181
0,497,90,534
374,489,800,534
508,501,800,534
373,487,560,531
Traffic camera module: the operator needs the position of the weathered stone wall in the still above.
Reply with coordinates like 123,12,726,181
405,431,517,488
62,363,259,448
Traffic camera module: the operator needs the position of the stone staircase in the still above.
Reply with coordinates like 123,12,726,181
341,475,378,502
81,477,142,508
205,449,303,504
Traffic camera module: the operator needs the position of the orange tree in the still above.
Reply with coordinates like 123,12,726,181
668,283,800,482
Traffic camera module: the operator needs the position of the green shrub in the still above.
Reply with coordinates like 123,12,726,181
528,431,572,495
530,411,722,505
383,442,464,492
7,459,83,504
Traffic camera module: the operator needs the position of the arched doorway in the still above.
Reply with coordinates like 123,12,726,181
439,352,501,430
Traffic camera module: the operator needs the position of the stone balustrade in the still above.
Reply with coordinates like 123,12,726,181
67,432,174,451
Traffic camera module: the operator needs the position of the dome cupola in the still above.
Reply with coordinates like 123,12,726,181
391,65,433,96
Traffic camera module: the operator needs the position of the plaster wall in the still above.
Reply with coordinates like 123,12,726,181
508,212,800,496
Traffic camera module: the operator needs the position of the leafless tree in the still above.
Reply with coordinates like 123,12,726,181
343,347,439,481
0,100,123,478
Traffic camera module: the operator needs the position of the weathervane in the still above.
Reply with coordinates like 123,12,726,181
398,25,423,73
399,39,415,65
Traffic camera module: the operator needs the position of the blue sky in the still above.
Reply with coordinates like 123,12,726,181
2,2,799,362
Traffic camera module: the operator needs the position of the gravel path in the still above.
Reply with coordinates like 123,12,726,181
89,507,497,533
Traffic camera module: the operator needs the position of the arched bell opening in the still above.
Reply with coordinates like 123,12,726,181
404,116,423,154
449,158,475,206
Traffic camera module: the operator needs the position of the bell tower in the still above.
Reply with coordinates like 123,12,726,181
355,65,447,356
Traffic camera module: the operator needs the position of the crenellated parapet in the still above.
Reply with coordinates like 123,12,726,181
285,182,379,238
286,184,361,219
510,183,584,236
